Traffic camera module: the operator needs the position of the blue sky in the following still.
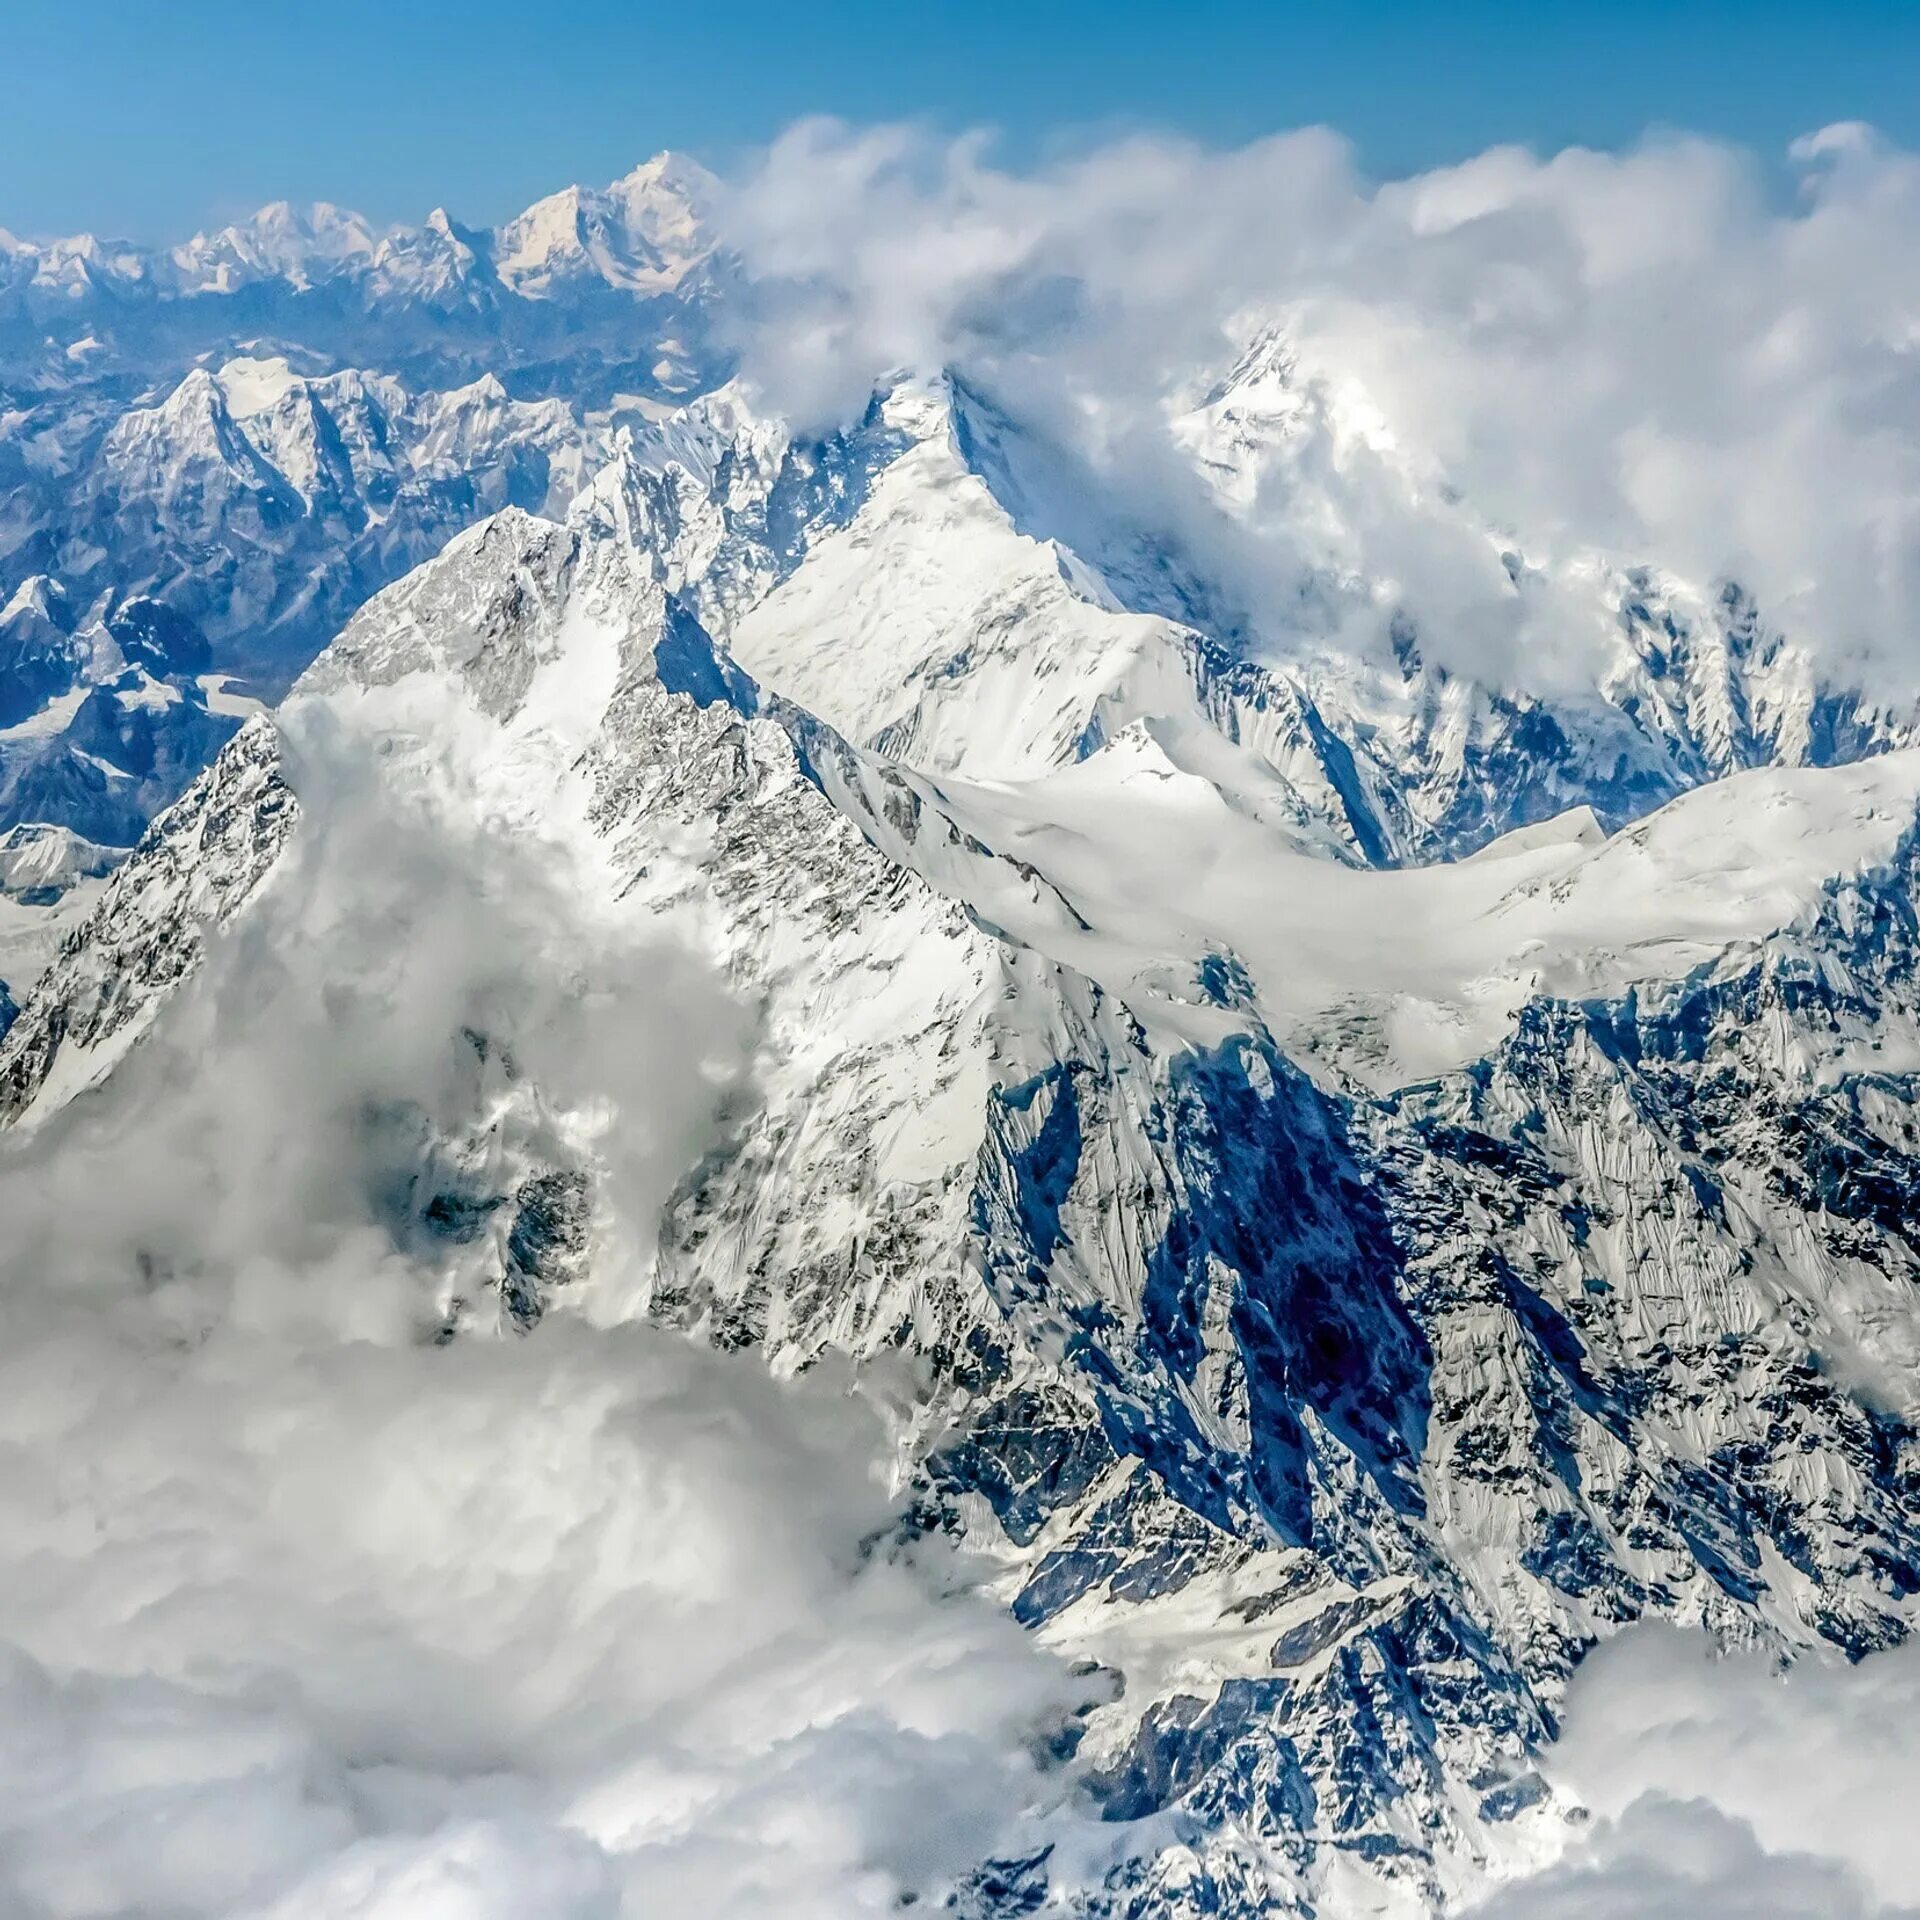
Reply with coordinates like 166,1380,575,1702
7,0,1919,238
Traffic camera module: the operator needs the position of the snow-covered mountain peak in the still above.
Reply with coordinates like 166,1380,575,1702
210,353,308,415
492,187,599,292
491,152,714,297
15,488,1920,1914
721,374,1219,781
156,363,229,422
0,574,68,630
358,206,492,307
0,819,118,893
1175,312,1412,523
170,197,382,293
10,450,1920,1913
610,149,716,241
10,135,1920,1920
299,508,661,750
1,153,715,319
610,148,715,201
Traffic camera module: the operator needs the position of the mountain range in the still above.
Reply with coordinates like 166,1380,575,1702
3,156,1919,1915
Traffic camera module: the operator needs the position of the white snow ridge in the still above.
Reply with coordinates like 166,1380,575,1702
4,126,1920,1920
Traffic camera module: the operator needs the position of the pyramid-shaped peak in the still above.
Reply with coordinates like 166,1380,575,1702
607,152,716,230
1,573,71,629
166,364,228,409
614,151,715,191
491,155,713,295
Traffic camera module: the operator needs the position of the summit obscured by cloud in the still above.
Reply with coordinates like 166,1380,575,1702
725,119,1920,692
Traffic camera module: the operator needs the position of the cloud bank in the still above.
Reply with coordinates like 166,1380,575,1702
1480,1626,1920,1918
0,689,1085,1919
722,119,1920,692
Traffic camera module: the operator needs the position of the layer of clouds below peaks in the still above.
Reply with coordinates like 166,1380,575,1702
1481,1626,1920,1919
720,119,1920,693
0,698,1090,1919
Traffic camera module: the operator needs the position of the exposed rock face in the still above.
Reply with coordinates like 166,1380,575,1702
8,192,1915,873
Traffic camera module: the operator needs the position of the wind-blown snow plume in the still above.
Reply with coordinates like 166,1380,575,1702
723,119,1920,691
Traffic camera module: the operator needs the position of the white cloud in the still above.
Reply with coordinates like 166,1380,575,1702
0,685,1087,1919
1475,1626,1920,1918
720,120,1920,693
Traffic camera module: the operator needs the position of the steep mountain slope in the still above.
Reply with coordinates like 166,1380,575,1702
10,504,1920,1915
0,583,248,843
9,356,601,686
0,197,720,997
